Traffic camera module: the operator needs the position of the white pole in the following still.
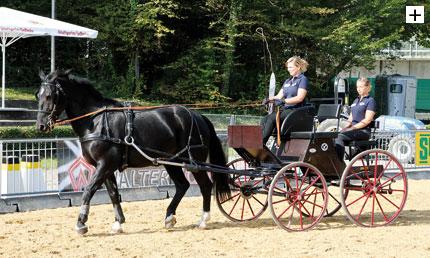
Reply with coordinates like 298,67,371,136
1,33,6,108
51,0,55,73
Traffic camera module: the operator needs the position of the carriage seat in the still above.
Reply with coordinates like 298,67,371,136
273,106,316,137
348,121,379,149
345,120,379,160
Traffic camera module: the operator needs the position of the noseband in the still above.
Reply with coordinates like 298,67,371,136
38,81,66,128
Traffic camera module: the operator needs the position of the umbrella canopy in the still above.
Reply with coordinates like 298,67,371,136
0,7,98,108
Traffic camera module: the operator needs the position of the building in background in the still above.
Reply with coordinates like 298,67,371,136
338,40,430,114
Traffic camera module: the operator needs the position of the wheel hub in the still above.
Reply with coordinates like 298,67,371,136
240,182,254,200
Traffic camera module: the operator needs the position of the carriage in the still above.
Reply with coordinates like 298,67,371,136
214,104,408,231
36,70,408,234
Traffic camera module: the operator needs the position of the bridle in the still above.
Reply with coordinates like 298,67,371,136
37,80,66,128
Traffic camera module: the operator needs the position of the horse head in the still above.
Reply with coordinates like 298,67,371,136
35,69,71,132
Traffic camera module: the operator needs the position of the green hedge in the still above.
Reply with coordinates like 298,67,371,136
0,126,76,139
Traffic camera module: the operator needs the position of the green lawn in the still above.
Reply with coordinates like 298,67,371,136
5,87,156,106
5,87,36,100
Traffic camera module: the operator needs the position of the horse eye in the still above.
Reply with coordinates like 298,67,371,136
34,91,39,100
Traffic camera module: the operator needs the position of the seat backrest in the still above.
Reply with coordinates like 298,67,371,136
317,104,341,120
280,106,316,135
368,120,379,129
368,120,379,138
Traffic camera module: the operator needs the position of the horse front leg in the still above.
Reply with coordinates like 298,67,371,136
105,172,125,234
76,166,108,235
164,165,190,229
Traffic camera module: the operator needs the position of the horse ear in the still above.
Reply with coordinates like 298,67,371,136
39,70,46,80
49,70,60,82
64,69,73,76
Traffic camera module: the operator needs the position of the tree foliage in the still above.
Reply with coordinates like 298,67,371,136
2,0,429,109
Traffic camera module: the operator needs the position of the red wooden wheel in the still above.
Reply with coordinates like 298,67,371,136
340,149,408,227
268,162,328,232
216,159,269,222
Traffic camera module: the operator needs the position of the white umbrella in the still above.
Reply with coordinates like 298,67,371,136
0,7,98,108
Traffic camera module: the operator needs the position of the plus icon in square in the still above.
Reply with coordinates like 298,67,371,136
406,6,424,23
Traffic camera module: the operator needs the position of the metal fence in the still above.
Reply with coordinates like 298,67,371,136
0,116,429,197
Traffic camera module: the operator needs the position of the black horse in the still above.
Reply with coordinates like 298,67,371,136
35,70,231,235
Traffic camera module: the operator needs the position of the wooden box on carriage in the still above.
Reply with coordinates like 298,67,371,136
228,125,263,149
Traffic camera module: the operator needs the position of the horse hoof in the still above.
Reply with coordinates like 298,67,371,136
165,216,177,229
110,221,124,234
195,225,208,230
75,225,88,235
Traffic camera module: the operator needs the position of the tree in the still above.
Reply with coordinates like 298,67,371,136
3,0,429,108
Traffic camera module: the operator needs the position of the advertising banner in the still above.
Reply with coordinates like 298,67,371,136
57,139,200,192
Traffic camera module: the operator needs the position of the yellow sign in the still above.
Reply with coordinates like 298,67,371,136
415,132,430,165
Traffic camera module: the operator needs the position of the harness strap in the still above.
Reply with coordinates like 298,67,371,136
122,106,134,171
79,106,207,170
79,133,126,144
182,107,207,165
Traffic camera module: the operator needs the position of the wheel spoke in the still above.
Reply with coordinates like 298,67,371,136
298,201,304,230
221,192,240,205
371,191,376,226
346,191,370,208
228,195,242,216
376,191,401,210
356,193,371,221
347,167,367,184
241,198,246,220
379,172,405,189
251,195,266,207
273,186,291,195
377,157,393,182
246,199,255,217
277,199,296,220
298,167,310,192
272,195,295,205
373,153,378,183
233,178,242,188
359,157,371,181
252,177,265,186
302,197,325,210
344,186,366,191
374,193,388,222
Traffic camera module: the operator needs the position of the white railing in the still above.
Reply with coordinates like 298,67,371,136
0,121,429,197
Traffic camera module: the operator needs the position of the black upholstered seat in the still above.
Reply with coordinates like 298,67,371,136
276,106,316,137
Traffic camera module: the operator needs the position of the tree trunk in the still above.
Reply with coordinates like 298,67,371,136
222,1,240,96
133,47,140,94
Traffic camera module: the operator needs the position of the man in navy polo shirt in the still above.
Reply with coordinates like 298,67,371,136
261,56,309,144
335,77,376,160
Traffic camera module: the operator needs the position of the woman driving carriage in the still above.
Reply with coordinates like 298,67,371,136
334,77,376,161
261,56,309,144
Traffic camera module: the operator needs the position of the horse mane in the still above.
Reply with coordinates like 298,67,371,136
57,72,122,107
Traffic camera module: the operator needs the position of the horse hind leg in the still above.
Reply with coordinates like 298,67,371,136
192,171,213,230
164,165,190,229
105,173,125,234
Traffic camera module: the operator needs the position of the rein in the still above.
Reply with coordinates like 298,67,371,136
48,101,262,128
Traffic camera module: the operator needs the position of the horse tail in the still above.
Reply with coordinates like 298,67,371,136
201,115,231,202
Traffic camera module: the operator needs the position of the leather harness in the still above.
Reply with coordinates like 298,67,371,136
78,104,206,171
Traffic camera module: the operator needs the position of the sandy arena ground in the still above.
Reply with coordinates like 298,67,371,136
1,179,430,258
